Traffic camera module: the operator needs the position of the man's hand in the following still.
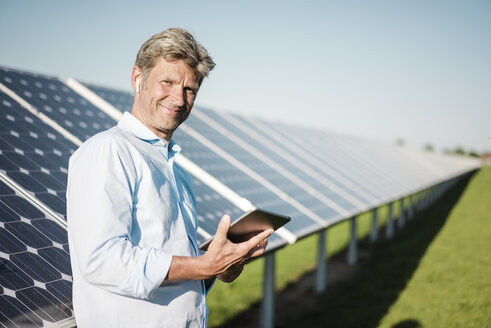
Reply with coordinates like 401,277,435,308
202,215,272,279
217,263,244,283
217,234,269,283
164,215,272,284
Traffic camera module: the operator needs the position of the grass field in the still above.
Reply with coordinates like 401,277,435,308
377,167,491,328
207,166,490,327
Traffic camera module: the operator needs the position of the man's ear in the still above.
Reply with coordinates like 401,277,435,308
131,66,143,94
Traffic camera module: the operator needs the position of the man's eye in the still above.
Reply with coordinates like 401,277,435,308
185,88,196,95
162,80,171,85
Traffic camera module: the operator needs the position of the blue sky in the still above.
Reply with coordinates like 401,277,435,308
1,0,490,153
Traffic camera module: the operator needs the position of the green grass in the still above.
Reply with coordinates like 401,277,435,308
206,189,407,326
378,168,491,328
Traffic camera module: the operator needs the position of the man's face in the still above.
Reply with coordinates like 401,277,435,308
132,58,199,141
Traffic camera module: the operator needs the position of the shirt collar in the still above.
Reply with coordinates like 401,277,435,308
117,111,181,159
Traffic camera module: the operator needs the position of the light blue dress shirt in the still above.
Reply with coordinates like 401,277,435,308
67,112,207,327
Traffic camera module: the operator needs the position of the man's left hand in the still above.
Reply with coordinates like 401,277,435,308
216,237,268,283
217,263,244,283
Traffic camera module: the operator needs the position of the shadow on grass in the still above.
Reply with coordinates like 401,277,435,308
391,319,422,328
219,172,475,328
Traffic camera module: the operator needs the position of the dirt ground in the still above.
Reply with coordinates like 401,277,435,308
220,236,377,328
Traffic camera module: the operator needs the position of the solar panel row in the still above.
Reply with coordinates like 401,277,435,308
0,178,73,327
0,65,480,327
0,90,74,220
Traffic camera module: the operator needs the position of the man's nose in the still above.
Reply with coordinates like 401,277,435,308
170,86,185,107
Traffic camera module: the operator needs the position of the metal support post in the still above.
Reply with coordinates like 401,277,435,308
370,208,378,243
260,252,275,328
315,229,327,293
386,202,394,239
408,195,414,220
347,216,357,266
418,191,424,212
398,198,405,229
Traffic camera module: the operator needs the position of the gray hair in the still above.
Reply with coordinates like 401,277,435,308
135,27,215,85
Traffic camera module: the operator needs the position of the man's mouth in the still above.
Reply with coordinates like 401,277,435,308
159,103,182,115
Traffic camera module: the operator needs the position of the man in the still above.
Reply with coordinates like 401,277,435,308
67,28,272,327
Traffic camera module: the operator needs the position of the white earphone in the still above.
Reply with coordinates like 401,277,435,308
136,79,140,93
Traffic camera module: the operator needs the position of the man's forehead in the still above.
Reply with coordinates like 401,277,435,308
150,58,198,82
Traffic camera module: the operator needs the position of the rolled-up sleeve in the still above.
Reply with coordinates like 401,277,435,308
67,135,171,299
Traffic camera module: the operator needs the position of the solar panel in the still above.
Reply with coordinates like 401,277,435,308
319,131,434,198
238,116,385,204
173,127,322,237
327,133,415,194
197,108,364,212
262,121,400,203
0,67,115,142
182,113,344,220
0,91,75,219
80,81,132,113
0,179,73,327
210,110,375,206
301,128,401,200
397,146,479,183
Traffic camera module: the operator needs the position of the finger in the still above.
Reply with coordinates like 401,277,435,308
259,239,268,248
215,215,231,242
247,239,268,258
253,239,268,249
244,228,274,250
249,239,268,256
248,244,267,258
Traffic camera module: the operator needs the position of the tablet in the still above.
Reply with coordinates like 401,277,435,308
199,208,291,251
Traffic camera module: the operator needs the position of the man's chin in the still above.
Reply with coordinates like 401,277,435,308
156,124,179,137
